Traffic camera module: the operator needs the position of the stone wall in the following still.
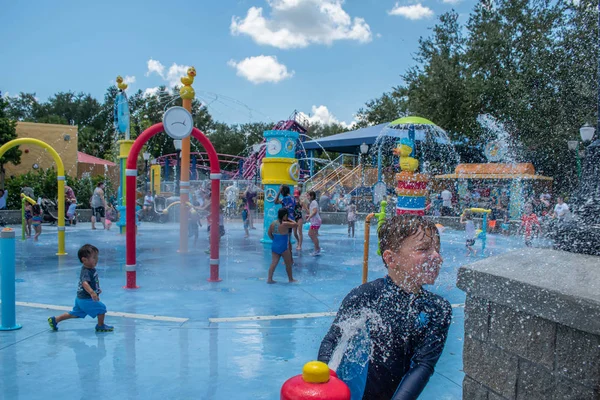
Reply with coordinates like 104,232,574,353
457,248,600,399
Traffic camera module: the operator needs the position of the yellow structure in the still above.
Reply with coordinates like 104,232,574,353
179,67,196,100
260,158,299,185
5,122,78,177
179,66,196,253
0,138,66,255
302,361,330,383
393,143,419,172
151,164,161,194
116,75,128,90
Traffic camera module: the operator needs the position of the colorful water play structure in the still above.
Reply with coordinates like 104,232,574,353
260,129,300,243
463,207,491,256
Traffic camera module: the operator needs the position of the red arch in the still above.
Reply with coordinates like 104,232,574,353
125,123,221,288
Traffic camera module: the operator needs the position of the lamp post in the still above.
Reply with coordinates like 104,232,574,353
567,140,581,179
360,142,369,187
143,151,150,192
174,140,182,196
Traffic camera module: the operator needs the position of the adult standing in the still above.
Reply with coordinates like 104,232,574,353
90,182,107,230
441,188,453,216
245,184,258,230
292,187,304,250
553,196,570,219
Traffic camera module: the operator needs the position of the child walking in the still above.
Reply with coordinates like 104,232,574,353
460,210,477,256
519,204,541,247
48,244,114,332
32,204,42,241
307,191,322,256
347,200,357,238
267,208,298,284
66,200,77,226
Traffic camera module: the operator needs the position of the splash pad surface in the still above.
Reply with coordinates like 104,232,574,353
1,221,528,399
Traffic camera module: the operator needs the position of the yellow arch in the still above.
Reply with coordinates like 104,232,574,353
0,138,67,255
20,193,37,205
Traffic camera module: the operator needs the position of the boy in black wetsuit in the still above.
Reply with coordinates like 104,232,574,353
318,215,452,400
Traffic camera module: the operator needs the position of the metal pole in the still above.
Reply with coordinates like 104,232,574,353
0,229,22,331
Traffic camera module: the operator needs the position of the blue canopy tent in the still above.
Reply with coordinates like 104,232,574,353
301,117,453,179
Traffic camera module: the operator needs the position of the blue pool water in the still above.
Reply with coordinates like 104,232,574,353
0,220,528,399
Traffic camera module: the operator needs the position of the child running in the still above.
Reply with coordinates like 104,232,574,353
518,204,541,247
307,191,322,256
267,208,297,284
460,210,477,256
32,204,42,241
48,244,114,332
318,215,451,399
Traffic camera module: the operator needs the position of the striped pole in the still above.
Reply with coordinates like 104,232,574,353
0,229,22,331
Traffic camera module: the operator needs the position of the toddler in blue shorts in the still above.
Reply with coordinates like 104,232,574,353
48,244,113,332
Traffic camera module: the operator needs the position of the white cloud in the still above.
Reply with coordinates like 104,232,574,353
124,75,136,85
146,59,165,77
227,55,294,84
299,105,356,128
442,0,462,4
230,0,372,49
388,3,434,20
143,87,160,97
145,58,190,88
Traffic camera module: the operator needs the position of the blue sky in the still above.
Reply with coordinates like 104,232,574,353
1,0,475,127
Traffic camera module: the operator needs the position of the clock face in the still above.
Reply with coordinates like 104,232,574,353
267,138,282,155
163,106,193,140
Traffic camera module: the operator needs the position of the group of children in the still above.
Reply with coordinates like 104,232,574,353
266,186,322,283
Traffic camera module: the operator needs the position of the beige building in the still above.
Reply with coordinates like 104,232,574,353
6,122,79,177
5,122,118,182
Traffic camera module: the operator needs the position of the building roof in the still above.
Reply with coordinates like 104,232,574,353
77,152,116,166
302,123,388,153
434,163,553,181
302,121,451,154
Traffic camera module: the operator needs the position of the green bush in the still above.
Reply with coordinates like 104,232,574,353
5,168,115,209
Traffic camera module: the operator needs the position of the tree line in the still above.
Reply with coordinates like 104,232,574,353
1,0,596,196
355,0,597,194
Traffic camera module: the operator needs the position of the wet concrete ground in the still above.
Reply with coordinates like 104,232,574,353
0,219,528,399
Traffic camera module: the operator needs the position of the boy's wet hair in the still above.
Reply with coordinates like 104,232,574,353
281,186,291,196
378,215,439,262
309,191,316,200
78,244,99,263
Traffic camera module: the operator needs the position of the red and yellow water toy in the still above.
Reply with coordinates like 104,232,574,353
393,138,429,216
281,361,351,400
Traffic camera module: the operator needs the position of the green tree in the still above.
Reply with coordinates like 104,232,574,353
355,92,407,128
0,94,21,188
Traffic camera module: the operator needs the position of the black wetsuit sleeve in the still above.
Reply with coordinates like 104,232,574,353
318,288,363,364
391,300,452,400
